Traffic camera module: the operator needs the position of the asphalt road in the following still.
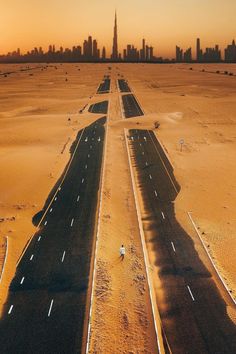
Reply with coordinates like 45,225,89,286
97,79,110,94
0,116,106,354
121,87,236,354
122,94,144,117
118,79,131,92
88,101,109,114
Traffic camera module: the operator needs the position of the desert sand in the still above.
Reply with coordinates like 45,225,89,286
0,63,106,310
88,83,159,353
0,63,235,349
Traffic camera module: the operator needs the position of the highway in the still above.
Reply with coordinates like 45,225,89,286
121,82,236,354
88,101,109,114
118,79,131,92
97,78,110,94
0,114,107,353
122,94,144,117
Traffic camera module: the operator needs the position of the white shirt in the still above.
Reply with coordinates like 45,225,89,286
120,246,125,256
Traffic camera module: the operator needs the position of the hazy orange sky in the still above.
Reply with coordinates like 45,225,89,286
1,0,236,58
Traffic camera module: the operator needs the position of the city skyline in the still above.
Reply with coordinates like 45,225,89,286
1,0,236,58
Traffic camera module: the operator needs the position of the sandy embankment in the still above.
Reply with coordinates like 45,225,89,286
119,63,236,304
88,79,159,353
0,63,107,311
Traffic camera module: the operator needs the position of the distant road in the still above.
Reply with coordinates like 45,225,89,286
97,78,110,94
122,94,144,117
118,79,131,92
0,115,106,354
89,101,109,114
121,83,236,354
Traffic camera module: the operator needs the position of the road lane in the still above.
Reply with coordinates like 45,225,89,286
0,116,106,354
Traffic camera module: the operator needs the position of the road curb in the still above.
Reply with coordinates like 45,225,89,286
0,236,8,284
187,212,236,306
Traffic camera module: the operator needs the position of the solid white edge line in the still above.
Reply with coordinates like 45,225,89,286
187,212,236,305
124,128,163,354
187,285,195,301
48,299,54,317
85,98,110,354
16,128,86,267
8,305,14,315
0,236,8,284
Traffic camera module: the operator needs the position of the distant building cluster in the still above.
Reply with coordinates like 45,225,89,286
0,13,236,63
0,12,159,63
176,38,236,63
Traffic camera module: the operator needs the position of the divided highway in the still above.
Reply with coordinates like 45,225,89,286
120,82,236,354
0,114,107,353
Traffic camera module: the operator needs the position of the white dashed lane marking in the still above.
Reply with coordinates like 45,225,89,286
77,195,80,202
38,236,41,242
44,221,47,226
161,212,165,219
8,305,14,315
20,277,25,285
171,242,176,253
70,219,74,227
154,190,158,197
49,208,53,213
30,254,34,261
61,251,66,263
82,178,84,184
187,286,195,301
48,299,54,317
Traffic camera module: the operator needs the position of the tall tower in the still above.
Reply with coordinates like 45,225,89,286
196,38,201,62
112,11,118,60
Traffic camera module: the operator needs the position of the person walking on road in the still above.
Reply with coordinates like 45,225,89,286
120,244,126,260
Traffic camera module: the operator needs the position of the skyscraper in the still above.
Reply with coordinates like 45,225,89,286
196,38,202,62
112,11,118,60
